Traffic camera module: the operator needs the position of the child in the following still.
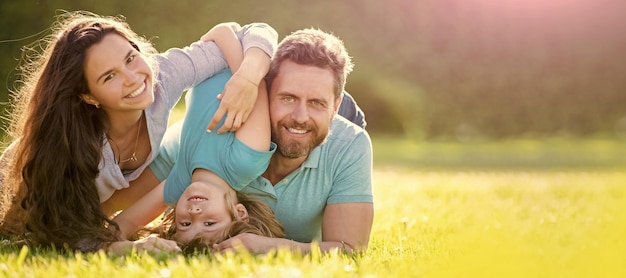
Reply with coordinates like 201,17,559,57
138,191,284,254
111,24,282,252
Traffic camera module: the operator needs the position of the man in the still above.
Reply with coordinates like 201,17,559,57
148,28,372,253
215,28,373,253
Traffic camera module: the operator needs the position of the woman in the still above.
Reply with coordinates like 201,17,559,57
0,11,277,252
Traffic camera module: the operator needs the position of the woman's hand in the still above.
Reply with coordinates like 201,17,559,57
200,23,270,134
206,73,258,133
201,22,253,134
107,235,181,255
213,233,272,254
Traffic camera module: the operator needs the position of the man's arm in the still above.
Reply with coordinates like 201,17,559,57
338,91,367,129
214,202,373,254
215,203,374,253
318,129,374,252
320,202,374,252
216,130,374,254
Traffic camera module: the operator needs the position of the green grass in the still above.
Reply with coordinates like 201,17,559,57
373,136,626,170
2,137,625,277
368,169,626,277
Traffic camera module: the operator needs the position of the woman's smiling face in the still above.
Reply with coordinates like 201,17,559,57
83,33,154,111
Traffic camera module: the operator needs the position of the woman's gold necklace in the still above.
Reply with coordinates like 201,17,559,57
109,113,143,165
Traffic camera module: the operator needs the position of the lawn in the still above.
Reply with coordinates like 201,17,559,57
1,136,625,277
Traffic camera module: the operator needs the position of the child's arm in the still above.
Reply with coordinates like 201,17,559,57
201,23,272,134
111,181,167,239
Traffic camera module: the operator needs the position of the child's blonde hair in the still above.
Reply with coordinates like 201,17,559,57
136,192,284,254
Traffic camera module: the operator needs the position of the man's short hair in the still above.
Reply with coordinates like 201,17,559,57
266,28,353,100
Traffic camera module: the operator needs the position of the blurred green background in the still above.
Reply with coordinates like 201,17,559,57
1,0,626,140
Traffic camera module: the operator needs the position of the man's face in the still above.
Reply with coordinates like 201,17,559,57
268,60,339,159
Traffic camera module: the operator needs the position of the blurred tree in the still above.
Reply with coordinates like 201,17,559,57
2,0,626,140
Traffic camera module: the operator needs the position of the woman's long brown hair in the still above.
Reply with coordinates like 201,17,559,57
0,11,157,252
